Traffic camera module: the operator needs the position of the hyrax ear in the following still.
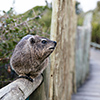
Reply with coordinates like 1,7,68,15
30,37,35,44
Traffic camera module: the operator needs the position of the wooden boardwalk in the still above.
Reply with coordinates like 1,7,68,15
72,48,100,100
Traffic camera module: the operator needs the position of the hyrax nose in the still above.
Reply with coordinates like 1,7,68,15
53,41,57,47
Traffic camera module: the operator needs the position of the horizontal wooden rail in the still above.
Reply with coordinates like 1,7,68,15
0,75,43,100
91,42,100,48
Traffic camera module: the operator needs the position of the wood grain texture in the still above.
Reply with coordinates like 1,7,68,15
50,0,76,100
0,75,43,100
72,48,100,100
75,12,93,88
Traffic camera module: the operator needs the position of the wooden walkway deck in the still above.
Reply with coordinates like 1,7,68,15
72,48,100,100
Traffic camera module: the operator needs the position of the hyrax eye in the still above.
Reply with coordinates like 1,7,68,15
42,40,47,44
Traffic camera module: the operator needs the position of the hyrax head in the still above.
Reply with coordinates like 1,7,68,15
28,35,57,61
13,35,57,64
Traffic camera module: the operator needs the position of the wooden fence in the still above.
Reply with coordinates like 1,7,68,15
75,12,93,88
0,76,42,100
91,42,100,48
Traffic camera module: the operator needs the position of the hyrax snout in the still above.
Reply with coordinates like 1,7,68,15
10,35,57,82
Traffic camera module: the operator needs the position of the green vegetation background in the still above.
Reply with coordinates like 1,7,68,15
77,1,100,44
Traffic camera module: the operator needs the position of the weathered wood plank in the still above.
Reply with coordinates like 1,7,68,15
72,48,100,100
76,92,100,97
91,42,100,49
75,12,93,88
72,95,100,100
50,0,76,99
0,75,43,100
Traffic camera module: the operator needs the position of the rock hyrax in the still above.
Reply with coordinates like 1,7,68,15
10,35,57,82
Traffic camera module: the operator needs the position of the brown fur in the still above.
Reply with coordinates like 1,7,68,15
10,35,56,80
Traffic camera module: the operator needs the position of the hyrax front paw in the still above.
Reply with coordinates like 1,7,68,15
18,75,33,82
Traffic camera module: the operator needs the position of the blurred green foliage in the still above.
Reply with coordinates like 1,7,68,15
75,1,82,15
77,1,100,44
77,15,84,26
39,9,52,34
91,1,100,44
92,22,100,43
97,1,100,11
17,6,48,21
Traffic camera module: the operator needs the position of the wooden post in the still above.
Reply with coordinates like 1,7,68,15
75,12,93,88
0,75,42,100
50,0,76,100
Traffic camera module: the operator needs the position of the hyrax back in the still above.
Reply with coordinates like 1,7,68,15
10,35,57,81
